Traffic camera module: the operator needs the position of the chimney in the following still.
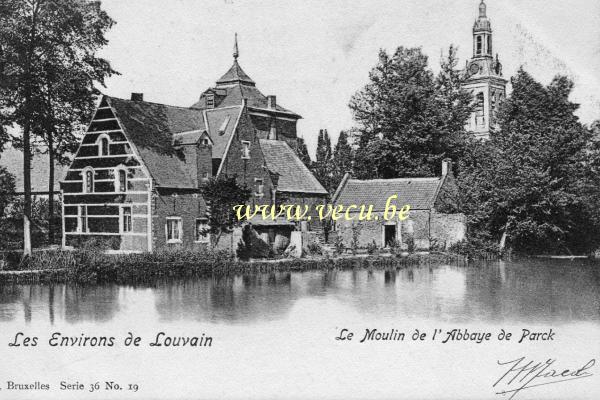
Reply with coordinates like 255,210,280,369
131,93,144,101
442,158,453,177
267,95,276,109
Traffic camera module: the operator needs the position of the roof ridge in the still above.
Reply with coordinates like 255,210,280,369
349,176,441,183
107,95,202,111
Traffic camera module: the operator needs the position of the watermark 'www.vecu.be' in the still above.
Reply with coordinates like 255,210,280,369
233,194,410,222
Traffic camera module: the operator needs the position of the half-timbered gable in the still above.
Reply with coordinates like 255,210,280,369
61,96,154,252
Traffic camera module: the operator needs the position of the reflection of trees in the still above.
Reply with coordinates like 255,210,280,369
463,260,600,322
0,284,24,322
1,261,598,325
62,285,121,323
0,284,120,324
154,272,297,324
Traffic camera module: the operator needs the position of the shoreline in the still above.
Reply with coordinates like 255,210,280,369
0,252,468,285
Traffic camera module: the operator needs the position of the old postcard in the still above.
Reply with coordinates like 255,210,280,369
0,0,599,399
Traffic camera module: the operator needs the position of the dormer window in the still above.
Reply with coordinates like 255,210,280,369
82,167,94,193
97,134,110,156
241,141,250,159
206,94,215,108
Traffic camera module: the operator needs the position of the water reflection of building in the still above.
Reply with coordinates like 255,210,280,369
153,273,298,323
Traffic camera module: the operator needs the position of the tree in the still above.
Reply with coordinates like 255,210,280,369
331,130,353,190
201,175,251,247
312,129,334,192
349,46,472,179
0,165,15,218
297,137,312,168
458,69,600,254
0,0,117,255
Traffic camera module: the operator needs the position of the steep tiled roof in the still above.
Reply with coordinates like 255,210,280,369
204,106,242,159
216,60,255,86
107,96,205,188
0,146,67,193
334,177,443,211
192,84,300,117
259,139,327,195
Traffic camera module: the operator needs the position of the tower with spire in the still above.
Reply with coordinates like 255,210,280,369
462,0,507,139
192,34,301,147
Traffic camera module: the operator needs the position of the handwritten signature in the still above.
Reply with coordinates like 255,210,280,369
493,357,595,399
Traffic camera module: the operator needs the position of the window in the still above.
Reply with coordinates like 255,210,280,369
487,35,492,55
166,217,182,243
476,36,482,55
78,205,87,233
241,141,250,159
97,134,110,156
121,206,132,233
83,167,94,193
195,219,210,243
115,168,127,192
254,178,264,197
475,93,485,116
206,94,215,108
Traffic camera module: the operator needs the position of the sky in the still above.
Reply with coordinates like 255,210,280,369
97,0,600,156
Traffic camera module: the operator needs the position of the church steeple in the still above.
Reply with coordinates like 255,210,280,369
462,0,507,140
473,0,492,58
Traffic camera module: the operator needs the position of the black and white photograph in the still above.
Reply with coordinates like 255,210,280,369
0,0,599,399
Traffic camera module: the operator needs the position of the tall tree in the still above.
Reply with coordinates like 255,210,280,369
0,0,117,254
331,130,353,190
349,46,472,179
312,129,334,193
458,69,600,254
296,137,312,168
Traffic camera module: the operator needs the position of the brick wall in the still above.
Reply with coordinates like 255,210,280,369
220,108,275,206
152,191,208,250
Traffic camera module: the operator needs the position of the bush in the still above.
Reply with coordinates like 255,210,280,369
307,242,322,256
448,236,499,259
366,240,377,255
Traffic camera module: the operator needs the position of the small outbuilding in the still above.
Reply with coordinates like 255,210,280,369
332,160,466,251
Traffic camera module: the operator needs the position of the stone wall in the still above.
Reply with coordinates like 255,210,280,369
430,212,467,249
335,210,465,251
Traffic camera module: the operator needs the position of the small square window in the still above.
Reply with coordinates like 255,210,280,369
241,141,251,159
195,219,210,243
166,217,182,243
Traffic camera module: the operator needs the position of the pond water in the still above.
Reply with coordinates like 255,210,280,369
1,259,599,399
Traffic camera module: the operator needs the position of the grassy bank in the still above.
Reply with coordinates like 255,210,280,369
0,248,467,285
